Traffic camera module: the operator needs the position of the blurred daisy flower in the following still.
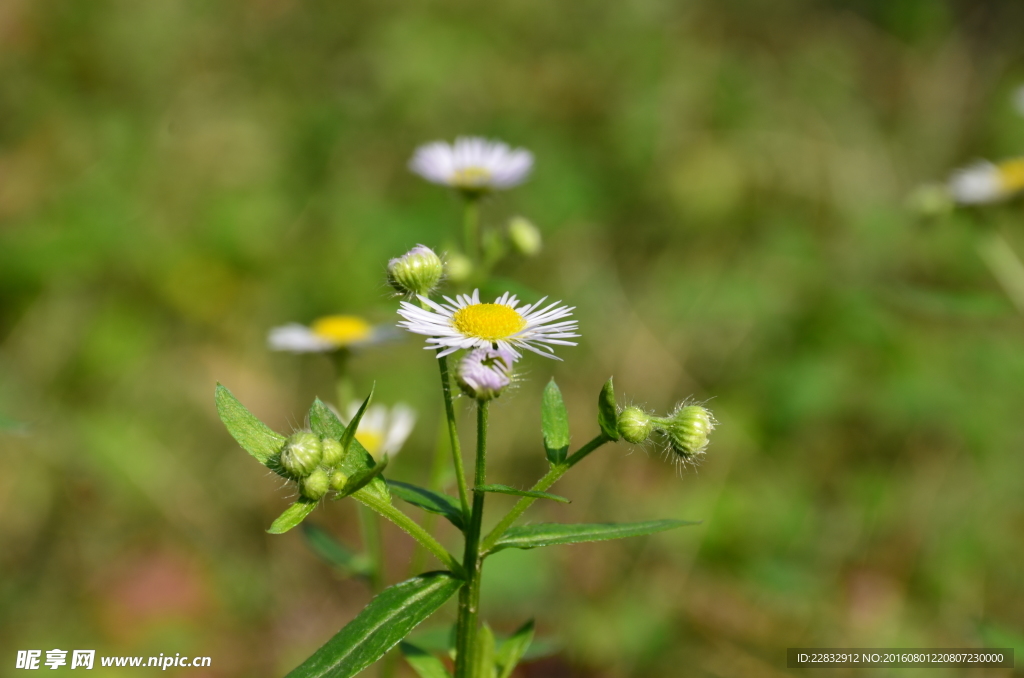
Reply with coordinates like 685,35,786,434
268,315,396,353
397,289,578,360
347,403,416,461
948,158,1024,205
409,137,533,193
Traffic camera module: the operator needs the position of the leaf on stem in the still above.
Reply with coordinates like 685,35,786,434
388,480,465,530
268,498,319,534
309,398,346,439
301,524,372,577
399,642,452,678
334,456,389,499
597,378,619,441
475,484,570,504
489,520,699,554
340,386,374,456
474,623,497,678
541,379,570,464
215,384,287,465
286,571,462,678
495,619,534,678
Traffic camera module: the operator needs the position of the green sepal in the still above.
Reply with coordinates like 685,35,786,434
489,519,698,554
495,620,534,678
474,623,497,678
541,379,570,464
302,524,372,577
215,384,287,465
399,642,452,678
475,484,570,504
597,377,619,441
268,498,319,534
285,571,462,678
308,393,391,504
388,480,465,531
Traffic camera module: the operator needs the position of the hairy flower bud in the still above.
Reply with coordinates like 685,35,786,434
301,467,331,500
456,347,516,401
280,431,323,477
329,469,350,492
320,437,344,467
507,216,542,256
387,245,444,297
658,404,715,459
617,406,653,444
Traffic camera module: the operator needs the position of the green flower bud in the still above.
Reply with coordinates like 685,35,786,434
301,467,331,500
658,404,715,459
387,245,444,297
330,469,350,492
320,437,344,467
507,216,542,256
280,431,323,477
445,252,473,285
617,406,653,444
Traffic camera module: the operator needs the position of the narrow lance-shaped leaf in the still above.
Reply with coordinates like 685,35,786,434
495,620,534,678
268,498,319,535
541,379,570,464
474,623,497,678
334,455,389,498
340,387,373,455
597,377,619,441
309,398,346,439
286,571,462,678
475,484,570,504
215,384,287,464
489,520,699,554
389,480,465,530
399,642,452,678
302,524,372,577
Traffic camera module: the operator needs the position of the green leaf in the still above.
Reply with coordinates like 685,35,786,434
541,379,570,464
268,498,319,534
309,396,391,504
340,387,374,457
309,398,346,439
490,520,698,553
597,378,619,441
399,642,451,678
388,480,465,530
286,571,462,678
495,620,534,678
215,384,287,464
334,455,390,498
475,485,570,504
302,524,372,577
474,623,496,678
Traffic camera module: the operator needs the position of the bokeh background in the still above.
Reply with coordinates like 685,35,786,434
3,0,1024,676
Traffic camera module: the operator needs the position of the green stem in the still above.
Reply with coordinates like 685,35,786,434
331,349,354,412
438,354,471,517
480,433,610,553
454,401,489,678
463,197,481,264
353,488,464,577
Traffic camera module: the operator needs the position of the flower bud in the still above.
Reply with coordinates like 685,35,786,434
280,432,323,477
445,252,473,285
301,467,331,500
329,469,350,492
456,347,516,401
617,406,653,444
387,245,444,297
320,437,344,467
507,216,542,256
658,405,715,459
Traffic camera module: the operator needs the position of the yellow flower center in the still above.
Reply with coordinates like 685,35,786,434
997,159,1024,192
311,315,373,346
451,303,526,341
356,430,384,457
450,166,493,188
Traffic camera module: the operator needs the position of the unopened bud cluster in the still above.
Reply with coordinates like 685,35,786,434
456,347,517,401
280,431,352,500
387,245,444,297
616,402,716,461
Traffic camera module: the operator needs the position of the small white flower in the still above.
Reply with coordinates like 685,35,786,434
347,403,416,460
409,137,533,192
397,289,578,360
948,158,1024,204
268,315,396,353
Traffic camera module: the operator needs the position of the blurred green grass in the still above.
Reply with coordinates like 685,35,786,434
2,0,1024,676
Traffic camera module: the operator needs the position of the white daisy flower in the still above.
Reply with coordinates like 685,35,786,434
948,158,1024,204
397,289,578,360
346,403,416,461
268,315,397,353
409,137,533,193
